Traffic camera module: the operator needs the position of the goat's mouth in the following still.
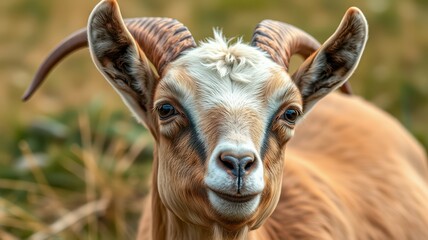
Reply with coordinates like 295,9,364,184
207,188,261,220
209,189,259,203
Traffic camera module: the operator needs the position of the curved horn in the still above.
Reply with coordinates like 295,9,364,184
251,20,352,95
22,18,196,101
125,18,196,75
251,20,320,71
22,29,88,101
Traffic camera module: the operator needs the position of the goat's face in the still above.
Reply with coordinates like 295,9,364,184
154,35,300,229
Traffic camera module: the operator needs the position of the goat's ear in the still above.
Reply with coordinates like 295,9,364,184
88,0,157,126
292,7,368,112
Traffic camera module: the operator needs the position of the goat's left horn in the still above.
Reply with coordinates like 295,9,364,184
251,20,352,94
22,29,88,101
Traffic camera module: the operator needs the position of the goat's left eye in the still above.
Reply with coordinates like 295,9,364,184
281,108,300,124
157,103,178,120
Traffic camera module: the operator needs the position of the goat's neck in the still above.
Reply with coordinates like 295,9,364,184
153,204,268,240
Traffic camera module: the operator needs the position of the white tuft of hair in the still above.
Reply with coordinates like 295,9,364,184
197,29,269,83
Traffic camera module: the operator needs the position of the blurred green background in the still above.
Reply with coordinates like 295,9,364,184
0,0,427,239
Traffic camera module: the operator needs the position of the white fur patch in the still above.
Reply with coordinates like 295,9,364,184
207,190,261,219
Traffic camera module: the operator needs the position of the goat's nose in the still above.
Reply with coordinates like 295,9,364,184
218,152,256,177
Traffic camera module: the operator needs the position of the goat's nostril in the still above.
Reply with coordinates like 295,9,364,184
220,155,238,171
218,153,256,177
242,157,254,171
219,155,240,178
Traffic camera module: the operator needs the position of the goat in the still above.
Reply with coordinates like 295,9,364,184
23,0,428,239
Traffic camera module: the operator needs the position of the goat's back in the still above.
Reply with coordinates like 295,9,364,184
265,92,428,239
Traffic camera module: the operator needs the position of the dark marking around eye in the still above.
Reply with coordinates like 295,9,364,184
260,111,277,161
181,107,207,163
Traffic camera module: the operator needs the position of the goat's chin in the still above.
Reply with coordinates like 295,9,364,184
207,190,261,226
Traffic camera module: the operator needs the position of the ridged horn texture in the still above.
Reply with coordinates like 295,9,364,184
22,18,196,101
124,18,196,75
251,20,352,95
251,20,320,71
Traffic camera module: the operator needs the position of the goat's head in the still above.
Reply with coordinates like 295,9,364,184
23,0,367,234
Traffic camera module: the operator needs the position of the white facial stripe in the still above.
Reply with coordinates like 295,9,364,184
173,34,278,147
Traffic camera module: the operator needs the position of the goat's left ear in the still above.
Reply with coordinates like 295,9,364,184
293,7,368,112
88,0,157,126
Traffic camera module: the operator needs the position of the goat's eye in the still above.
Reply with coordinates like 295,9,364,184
281,108,300,124
157,104,177,120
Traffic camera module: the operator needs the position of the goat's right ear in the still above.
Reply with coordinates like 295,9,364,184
88,0,157,125
292,7,368,112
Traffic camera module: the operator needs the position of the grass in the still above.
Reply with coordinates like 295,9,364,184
0,104,153,239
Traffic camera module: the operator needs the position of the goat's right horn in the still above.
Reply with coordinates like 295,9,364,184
251,20,352,95
251,20,320,72
22,1,196,101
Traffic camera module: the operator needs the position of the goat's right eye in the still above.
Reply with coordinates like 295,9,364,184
157,103,177,120
282,108,299,124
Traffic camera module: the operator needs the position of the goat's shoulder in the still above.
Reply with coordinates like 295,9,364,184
288,92,427,176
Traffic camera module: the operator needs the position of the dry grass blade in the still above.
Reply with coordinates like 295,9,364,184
78,113,103,238
28,197,110,240
0,217,44,232
115,138,148,175
0,179,74,195
58,154,86,181
0,198,46,231
18,141,67,214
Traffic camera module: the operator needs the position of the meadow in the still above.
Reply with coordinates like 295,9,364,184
0,0,427,239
